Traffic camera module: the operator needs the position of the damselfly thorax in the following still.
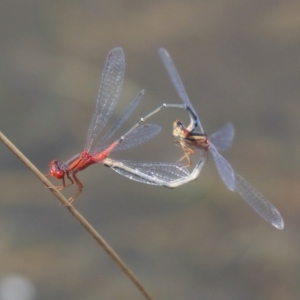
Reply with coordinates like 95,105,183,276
173,120,208,166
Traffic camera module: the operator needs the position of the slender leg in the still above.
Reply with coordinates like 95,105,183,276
174,140,195,167
66,173,75,187
45,175,66,191
45,173,74,191
68,174,83,204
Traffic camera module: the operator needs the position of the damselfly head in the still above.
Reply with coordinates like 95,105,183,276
49,160,65,179
173,120,189,138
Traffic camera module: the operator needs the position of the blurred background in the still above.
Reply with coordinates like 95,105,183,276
1,1,300,299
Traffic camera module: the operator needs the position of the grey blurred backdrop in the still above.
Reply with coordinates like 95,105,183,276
1,1,300,299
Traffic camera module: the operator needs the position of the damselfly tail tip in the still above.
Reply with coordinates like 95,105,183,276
273,218,284,230
271,210,284,230
271,207,284,230
159,48,168,56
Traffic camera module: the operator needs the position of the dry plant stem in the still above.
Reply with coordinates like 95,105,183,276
0,131,153,300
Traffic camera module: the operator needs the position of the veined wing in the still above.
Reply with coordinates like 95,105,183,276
112,124,161,152
95,124,161,154
210,123,235,152
93,90,144,152
209,143,235,191
107,159,190,186
159,48,204,133
85,48,125,152
235,174,284,229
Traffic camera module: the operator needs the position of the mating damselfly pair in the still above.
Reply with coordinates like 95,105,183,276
47,47,284,230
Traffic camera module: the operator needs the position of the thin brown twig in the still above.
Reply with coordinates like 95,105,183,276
0,130,153,300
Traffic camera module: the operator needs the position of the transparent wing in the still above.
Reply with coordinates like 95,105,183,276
94,90,144,150
159,48,204,133
85,48,125,152
235,174,284,229
94,124,161,154
209,143,236,191
112,124,161,152
108,160,190,186
210,123,235,152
